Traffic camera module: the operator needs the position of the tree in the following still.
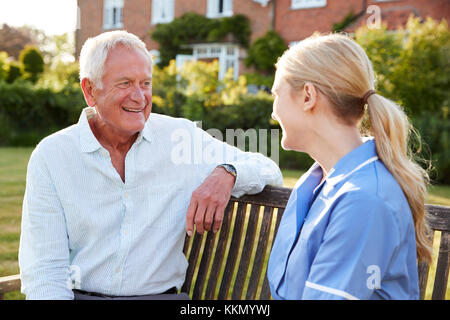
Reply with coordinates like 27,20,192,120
19,45,44,84
0,24,38,59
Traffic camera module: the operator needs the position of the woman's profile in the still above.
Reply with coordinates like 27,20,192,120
267,33,432,300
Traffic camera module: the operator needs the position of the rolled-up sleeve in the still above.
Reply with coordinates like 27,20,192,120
192,124,283,198
19,145,73,300
302,195,400,300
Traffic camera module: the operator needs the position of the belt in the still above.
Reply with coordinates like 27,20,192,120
73,286,178,298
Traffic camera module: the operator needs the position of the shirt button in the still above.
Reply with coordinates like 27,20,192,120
124,192,129,198
115,268,120,273
101,150,108,157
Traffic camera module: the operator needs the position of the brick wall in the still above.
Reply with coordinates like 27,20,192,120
76,0,449,59
76,0,104,58
275,0,450,44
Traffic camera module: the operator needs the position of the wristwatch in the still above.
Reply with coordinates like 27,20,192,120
218,164,237,178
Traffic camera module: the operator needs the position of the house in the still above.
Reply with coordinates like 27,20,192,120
75,0,449,79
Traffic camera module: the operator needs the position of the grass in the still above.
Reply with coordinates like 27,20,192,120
0,147,449,300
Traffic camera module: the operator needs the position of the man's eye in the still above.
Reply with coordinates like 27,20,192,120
118,81,130,87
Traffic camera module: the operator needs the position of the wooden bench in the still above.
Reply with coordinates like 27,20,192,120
1,186,449,300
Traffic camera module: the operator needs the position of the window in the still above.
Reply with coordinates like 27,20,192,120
152,0,175,24
191,43,238,80
103,0,123,29
207,0,233,18
291,0,326,10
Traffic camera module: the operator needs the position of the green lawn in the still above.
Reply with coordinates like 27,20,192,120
0,147,449,299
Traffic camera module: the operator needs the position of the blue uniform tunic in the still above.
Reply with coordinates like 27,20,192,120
267,138,420,300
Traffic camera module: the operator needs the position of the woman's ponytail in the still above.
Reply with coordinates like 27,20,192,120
367,94,433,263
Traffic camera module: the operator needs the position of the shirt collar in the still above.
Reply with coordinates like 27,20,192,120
312,137,378,195
79,108,102,153
78,108,153,153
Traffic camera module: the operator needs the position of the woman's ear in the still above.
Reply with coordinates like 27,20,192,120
302,82,318,112
81,78,97,107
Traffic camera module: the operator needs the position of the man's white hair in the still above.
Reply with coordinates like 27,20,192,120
79,30,152,89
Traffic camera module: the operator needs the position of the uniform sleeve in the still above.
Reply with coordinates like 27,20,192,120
302,194,400,300
191,123,283,198
18,146,74,300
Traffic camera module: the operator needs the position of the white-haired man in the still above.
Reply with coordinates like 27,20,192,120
18,31,283,300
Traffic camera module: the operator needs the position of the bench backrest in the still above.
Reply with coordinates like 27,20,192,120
182,185,450,300
1,186,449,299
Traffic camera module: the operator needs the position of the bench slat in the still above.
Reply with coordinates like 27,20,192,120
245,206,275,299
203,201,235,299
426,205,450,232
181,224,204,295
232,204,261,299
192,229,216,299
0,274,21,299
231,186,292,209
218,202,247,299
431,231,450,300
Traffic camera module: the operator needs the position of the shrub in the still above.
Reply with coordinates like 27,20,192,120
244,30,287,74
19,45,44,84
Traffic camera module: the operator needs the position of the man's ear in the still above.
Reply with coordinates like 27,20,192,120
80,78,97,107
302,82,318,112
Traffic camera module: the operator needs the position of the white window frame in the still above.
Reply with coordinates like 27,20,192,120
190,43,239,80
291,0,326,10
207,0,233,19
151,0,175,25
103,0,124,29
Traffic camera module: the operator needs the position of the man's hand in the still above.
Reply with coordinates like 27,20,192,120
186,166,236,236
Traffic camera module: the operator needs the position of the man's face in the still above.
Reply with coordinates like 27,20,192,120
92,44,152,137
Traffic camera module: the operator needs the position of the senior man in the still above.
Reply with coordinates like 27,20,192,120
18,31,282,300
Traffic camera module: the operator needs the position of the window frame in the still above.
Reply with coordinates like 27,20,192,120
103,0,124,29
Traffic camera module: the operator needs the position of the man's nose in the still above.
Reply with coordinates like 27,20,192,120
130,85,145,104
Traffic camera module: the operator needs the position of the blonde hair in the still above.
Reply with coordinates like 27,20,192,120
79,30,152,89
277,33,432,263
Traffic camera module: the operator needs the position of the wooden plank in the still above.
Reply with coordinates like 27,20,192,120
418,260,430,300
231,186,292,209
203,201,235,299
0,274,21,299
192,230,217,299
259,275,271,300
431,231,450,300
231,204,261,300
245,206,274,300
426,205,450,232
217,202,247,299
181,229,205,295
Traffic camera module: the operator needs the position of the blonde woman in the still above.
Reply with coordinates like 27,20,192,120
267,33,432,300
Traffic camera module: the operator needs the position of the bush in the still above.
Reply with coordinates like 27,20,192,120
355,16,450,117
244,30,287,74
0,80,84,146
19,45,44,84
355,16,450,183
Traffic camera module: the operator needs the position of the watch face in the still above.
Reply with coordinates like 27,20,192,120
222,164,236,176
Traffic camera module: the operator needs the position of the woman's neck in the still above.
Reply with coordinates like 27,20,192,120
307,125,364,177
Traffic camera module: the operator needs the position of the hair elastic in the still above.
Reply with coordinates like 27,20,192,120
362,90,376,105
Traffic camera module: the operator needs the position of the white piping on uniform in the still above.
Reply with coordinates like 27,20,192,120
305,281,359,300
313,156,379,227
